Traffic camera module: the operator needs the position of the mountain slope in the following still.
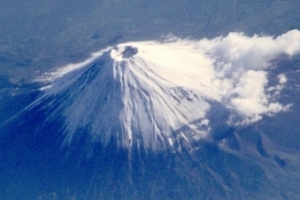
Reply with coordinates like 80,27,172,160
30,43,218,151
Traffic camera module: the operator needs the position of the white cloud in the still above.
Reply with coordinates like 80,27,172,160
278,74,287,84
194,30,300,124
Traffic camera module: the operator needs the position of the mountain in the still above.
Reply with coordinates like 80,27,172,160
20,30,300,150
1,31,300,199
30,44,215,151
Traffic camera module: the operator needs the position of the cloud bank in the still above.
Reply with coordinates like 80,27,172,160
191,30,299,125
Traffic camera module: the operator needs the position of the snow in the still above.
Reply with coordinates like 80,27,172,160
31,30,300,150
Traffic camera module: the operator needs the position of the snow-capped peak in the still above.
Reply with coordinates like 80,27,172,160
36,42,215,150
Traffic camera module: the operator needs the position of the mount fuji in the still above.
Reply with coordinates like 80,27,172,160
2,30,300,199
21,30,299,152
